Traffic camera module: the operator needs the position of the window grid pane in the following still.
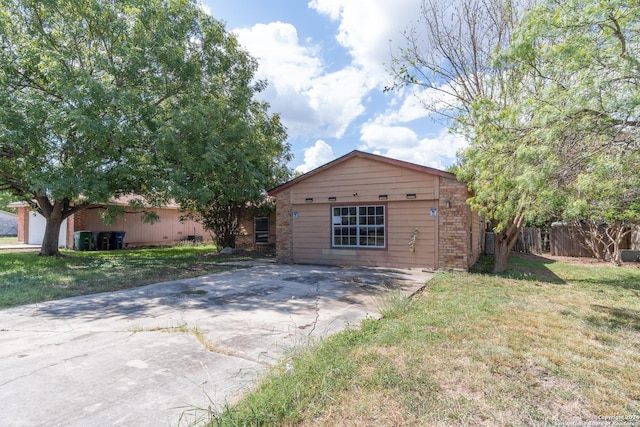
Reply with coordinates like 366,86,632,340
332,206,385,248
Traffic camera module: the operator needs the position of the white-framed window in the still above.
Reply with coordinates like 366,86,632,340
254,217,269,244
332,205,385,248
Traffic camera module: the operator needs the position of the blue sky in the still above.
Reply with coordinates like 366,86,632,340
200,0,467,173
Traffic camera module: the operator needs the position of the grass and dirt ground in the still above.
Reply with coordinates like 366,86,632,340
1,247,638,426
208,254,640,427
0,244,270,308
0,235,17,245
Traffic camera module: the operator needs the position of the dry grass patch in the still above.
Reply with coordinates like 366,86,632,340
208,254,640,427
298,390,414,427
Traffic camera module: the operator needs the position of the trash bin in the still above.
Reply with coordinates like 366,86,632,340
74,231,94,251
96,232,112,250
110,231,126,250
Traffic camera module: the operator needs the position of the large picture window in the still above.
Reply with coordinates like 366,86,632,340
332,206,385,248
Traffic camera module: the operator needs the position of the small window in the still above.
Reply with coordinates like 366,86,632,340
255,217,269,244
332,205,385,248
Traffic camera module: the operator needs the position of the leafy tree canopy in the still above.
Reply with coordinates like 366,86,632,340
0,0,290,255
390,0,537,272
505,0,640,264
392,0,639,271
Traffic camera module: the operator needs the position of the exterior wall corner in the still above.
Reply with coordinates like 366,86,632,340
438,177,473,271
274,188,294,263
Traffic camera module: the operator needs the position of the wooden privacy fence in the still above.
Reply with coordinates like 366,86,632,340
484,227,542,255
485,225,640,258
513,227,542,254
549,224,593,257
549,223,638,258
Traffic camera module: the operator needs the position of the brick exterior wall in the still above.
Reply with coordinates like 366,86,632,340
271,168,482,271
274,188,294,263
235,213,276,250
73,209,87,231
438,177,477,271
16,207,28,243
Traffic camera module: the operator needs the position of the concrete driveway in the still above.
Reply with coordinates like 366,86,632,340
0,261,432,427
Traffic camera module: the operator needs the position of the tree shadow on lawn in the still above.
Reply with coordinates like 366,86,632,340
32,264,421,321
587,304,640,332
472,253,640,292
471,253,567,285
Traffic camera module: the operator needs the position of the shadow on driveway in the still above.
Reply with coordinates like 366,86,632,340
0,262,432,427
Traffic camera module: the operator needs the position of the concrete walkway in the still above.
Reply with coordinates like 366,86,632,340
0,262,432,427
0,244,40,251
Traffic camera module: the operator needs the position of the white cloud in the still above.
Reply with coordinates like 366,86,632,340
360,124,468,170
360,124,418,149
231,1,424,141
305,66,373,137
309,0,421,79
295,140,336,173
233,22,372,138
377,85,462,126
234,22,322,92
223,0,462,171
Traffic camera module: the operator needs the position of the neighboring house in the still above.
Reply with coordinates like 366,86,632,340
12,196,275,249
0,210,18,236
267,150,483,271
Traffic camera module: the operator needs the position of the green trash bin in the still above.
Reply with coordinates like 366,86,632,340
74,231,94,251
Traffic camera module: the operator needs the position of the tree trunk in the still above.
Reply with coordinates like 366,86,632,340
493,236,510,273
216,232,236,251
492,218,524,273
36,196,77,257
39,212,63,257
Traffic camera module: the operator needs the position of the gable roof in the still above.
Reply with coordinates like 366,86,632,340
268,150,457,196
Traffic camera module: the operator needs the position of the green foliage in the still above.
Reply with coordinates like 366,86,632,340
0,0,290,255
566,152,640,224
502,0,640,262
389,0,538,272
0,190,18,212
391,0,640,271
510,0,640,146
166,97,291,250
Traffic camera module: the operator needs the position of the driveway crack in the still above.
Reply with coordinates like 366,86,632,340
307,282,321,336
0,353,88,388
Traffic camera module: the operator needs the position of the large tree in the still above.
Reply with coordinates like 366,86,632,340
392,0,640,272
563,150,640,265
509,0,640,147
165,95,291,250
389,0,544,272
0,0,285,256
505,0,640,264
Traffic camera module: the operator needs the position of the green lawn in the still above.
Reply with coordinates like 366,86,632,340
0,244,260,308
0,235,18,245
209,254,640,426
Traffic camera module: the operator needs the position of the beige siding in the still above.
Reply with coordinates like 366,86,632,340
291,199,437,269
79,208,210,247
271,151,478,271
291,156,438,204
